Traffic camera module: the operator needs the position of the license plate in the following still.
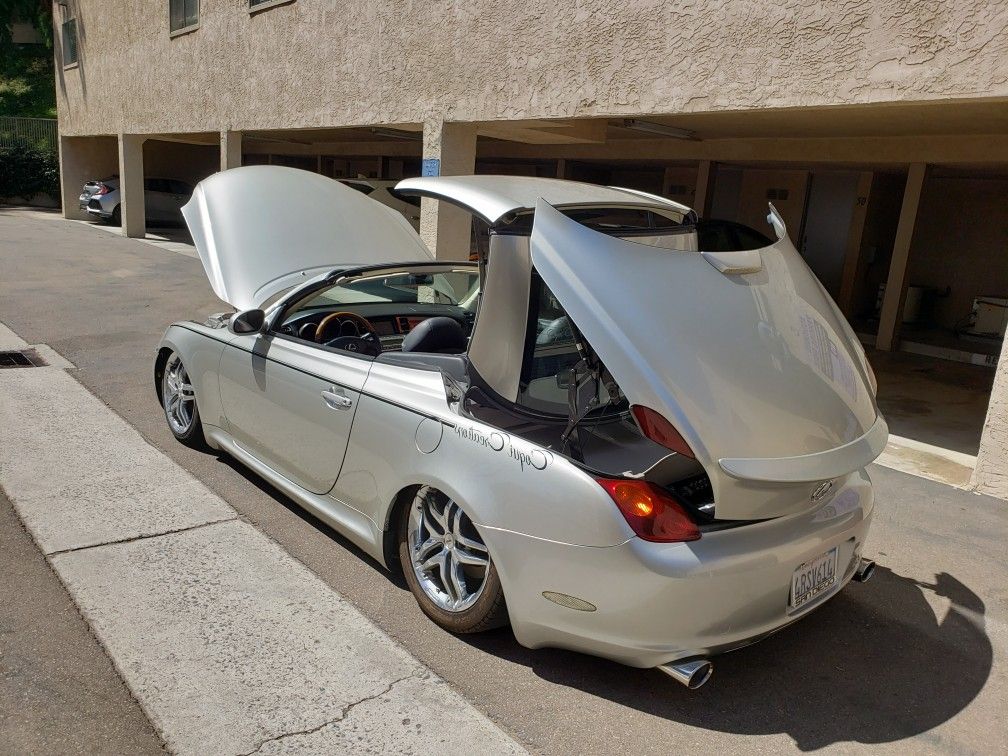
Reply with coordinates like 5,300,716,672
789,547,838,611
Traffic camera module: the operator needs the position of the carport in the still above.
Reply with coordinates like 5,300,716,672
56,102,1008,495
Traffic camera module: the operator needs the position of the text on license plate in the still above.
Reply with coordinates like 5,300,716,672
789,547,838,611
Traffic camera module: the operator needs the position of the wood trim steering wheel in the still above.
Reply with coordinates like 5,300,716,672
315,311,380,344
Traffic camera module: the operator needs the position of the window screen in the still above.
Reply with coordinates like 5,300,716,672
61,19,78,65
169,0,199,32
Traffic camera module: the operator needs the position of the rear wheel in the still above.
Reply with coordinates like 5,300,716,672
161,351,206,449
398,486,508,633
109,205,121,226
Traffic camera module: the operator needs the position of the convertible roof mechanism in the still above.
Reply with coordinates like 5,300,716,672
396,175,692,225
183,166,433,311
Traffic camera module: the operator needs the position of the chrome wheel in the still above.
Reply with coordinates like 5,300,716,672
162,353,196,435
407,487,490,612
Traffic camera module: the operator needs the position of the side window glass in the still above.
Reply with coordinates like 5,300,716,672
732,224,773,250
516,277,581,414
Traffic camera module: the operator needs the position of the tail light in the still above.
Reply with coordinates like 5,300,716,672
596,478,700,543
92,183,111,196
631,405,695,458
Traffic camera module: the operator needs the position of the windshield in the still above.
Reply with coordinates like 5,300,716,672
297,270,480,309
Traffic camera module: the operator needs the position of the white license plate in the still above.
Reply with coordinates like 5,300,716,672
789,547,838,611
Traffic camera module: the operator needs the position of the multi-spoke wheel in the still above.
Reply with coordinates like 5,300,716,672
398,486,508,633
160,351,206,448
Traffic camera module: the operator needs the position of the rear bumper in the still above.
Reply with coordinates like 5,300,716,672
489,469,875,668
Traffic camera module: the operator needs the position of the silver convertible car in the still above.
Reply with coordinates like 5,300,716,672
155,166,886,688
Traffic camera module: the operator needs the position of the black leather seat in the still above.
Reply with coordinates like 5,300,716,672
400,317,467,354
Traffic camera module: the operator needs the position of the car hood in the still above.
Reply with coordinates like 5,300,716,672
530,199,886,519
182,166,433,310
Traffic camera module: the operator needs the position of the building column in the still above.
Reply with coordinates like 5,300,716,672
692,160,712,218
876,162,927,351
117,134,146,238
837,171,874,316
220,130,242,171
418,119,476,260
972,349,1008,500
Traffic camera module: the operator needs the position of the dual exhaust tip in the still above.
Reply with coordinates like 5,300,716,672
658,658,713,689
658,558,877,689
853,557,876,583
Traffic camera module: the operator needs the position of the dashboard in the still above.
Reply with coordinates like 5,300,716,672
276,302,474,352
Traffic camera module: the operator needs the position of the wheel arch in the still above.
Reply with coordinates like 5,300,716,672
153,346,173,404
382,483,422,571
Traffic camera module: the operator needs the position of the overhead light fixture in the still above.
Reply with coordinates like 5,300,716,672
620,119,698,141
370,127,422,141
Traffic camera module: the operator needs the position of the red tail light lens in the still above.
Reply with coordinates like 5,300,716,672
596,478,700,543
631,405,695,458
93,183,110,196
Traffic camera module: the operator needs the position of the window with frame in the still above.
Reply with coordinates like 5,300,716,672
169,0,199,32
516,275,625,417
61,18,78,66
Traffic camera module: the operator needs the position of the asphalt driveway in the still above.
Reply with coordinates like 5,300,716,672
1,208,1005,754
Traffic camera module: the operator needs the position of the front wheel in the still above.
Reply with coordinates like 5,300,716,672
398,486,508,633
161,351,207,449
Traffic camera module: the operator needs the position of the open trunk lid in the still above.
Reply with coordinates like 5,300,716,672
530,199,886,520
182,166,432,310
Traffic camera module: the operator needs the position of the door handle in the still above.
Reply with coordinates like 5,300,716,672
321,388,353,410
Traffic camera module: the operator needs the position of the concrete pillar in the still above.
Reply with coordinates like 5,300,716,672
220,130,242,171
876,162,927,351
837,171,874,316
117,134,146,238
58,135,119,220
972,349,1008,500
418,119,476,260
692,160,712,218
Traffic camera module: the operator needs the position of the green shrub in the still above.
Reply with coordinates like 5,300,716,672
0,138,59,201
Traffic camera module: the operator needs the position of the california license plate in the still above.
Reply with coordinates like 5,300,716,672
789,547,838,611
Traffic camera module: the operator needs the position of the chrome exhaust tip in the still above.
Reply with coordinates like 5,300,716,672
658,658,713,689
853,558,876,583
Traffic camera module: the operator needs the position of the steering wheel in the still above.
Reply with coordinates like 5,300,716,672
315,311,382,356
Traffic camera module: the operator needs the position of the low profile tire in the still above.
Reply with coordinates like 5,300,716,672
160,351,207,450
398,486,508,633
109,205,121,226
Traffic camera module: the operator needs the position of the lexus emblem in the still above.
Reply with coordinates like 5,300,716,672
810,480,833,503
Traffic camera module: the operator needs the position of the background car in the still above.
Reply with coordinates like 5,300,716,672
338,178,421,230
79,176,194,226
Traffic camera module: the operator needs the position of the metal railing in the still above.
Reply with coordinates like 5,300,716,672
0,117,58,154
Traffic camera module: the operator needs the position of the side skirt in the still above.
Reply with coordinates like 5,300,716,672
204,426,386,565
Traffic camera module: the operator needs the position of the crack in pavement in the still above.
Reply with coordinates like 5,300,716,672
237,672,422,756
45,516,239,558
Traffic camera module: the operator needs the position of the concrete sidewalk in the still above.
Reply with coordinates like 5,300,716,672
0,322,524,755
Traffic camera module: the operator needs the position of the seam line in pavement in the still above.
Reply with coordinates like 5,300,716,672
45,516,240,557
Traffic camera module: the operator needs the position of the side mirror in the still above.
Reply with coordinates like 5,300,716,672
229,309,265,335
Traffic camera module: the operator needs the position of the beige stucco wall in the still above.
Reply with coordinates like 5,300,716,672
54,0,1008,137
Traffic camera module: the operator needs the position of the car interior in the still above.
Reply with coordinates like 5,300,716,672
273,267,480,359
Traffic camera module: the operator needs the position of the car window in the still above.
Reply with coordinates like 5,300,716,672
517,275,623,416
290,270,479,311
167,180,193,196
731,223,773,250
696,221,737,252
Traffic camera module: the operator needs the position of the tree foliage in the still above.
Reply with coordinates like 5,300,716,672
1,0,55,117
0,138,60,200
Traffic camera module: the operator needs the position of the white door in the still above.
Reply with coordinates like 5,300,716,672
801,171,860,298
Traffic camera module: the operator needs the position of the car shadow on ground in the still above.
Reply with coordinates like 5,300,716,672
460,566,991,751
208,455,991,750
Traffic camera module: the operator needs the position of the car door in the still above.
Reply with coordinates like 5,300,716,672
143,178,173,224
218,329,369,495
166,180,193,223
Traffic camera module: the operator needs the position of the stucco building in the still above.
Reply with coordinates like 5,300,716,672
52,0,1008,496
